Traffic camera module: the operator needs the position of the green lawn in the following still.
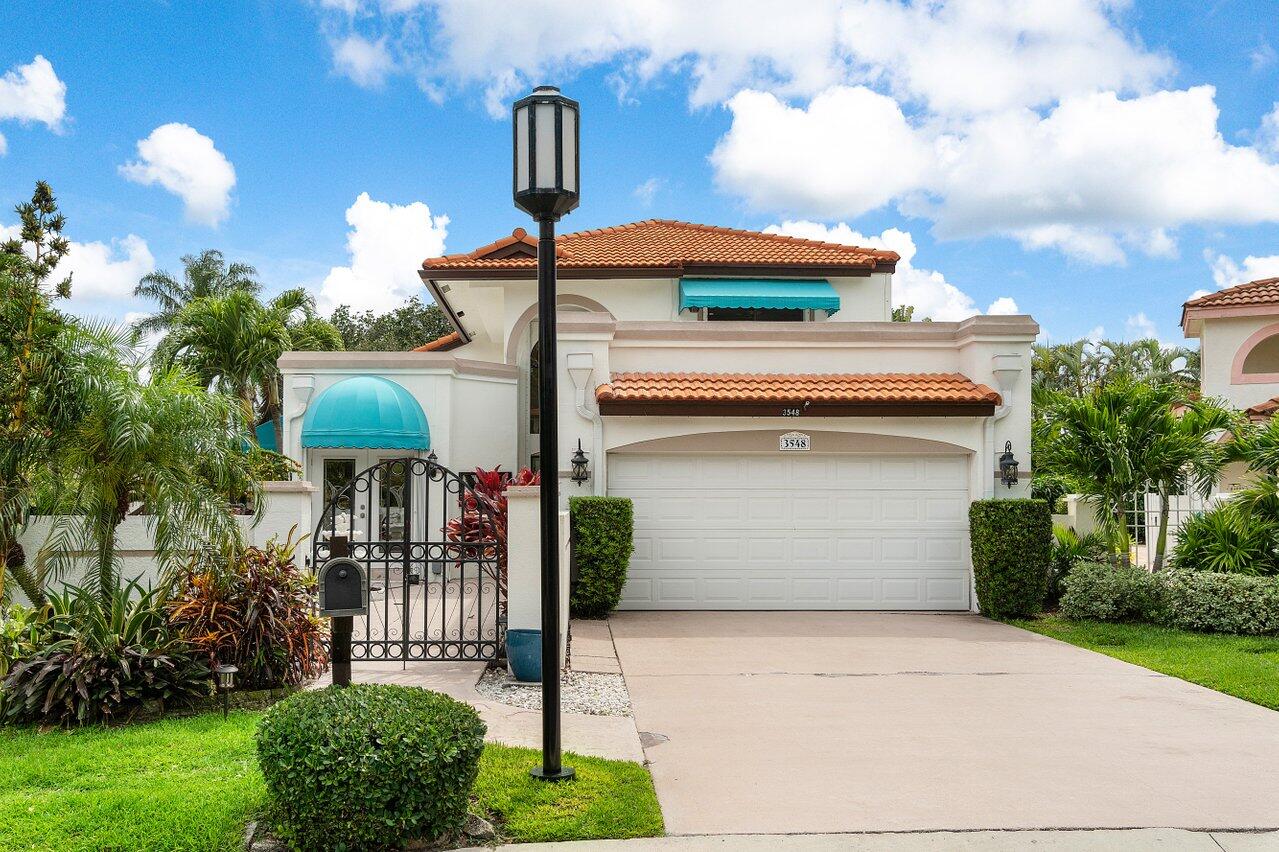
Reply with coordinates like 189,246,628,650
0,711,663,852
1014,615,1279,710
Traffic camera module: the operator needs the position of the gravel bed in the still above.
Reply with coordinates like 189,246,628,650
476,667,632,717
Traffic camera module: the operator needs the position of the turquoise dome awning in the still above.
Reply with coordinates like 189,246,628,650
301,375,431,450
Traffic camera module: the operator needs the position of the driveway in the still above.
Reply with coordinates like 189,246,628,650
609,612,1279,835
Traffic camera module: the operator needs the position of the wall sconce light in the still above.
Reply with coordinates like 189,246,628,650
999,441,1019,489
570,439,590,485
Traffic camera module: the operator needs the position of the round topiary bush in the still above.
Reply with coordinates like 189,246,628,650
256,684,486,850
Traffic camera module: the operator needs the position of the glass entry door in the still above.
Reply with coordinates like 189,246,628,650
313,451,416,545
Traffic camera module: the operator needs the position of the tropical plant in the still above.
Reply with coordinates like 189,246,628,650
1032,337,1198,397
1169,504,1279,576
132,249,261,338
155,288,343,452
168,527,327,689
1048,524,1108,606
444,466,538,617
44,364,255,599
329,296,453,351
2,580,210,726
1036,381,1189,566
890,304,932,323
0,602,48,716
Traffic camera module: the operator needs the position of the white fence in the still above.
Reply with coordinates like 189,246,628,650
1053,491,1228,570
11,481,315,605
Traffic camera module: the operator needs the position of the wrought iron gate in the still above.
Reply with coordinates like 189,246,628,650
312,457,505,661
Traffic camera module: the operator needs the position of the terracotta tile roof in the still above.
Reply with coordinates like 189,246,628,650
422,220,898,275
596,372,1001,405
1184,277,1279,309
409,330,461,352
1246,396,1279,420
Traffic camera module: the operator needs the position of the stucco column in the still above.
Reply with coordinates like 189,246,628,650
250,480,318,551
506,485,568,667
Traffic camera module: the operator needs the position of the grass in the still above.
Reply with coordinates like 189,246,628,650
1014,615,1279,710
0,711,663,852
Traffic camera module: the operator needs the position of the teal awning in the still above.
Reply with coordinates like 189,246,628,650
254,420,277,453
301,375,431,450
679,278,840,313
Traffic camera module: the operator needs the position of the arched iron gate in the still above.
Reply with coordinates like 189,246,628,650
312,458,505,661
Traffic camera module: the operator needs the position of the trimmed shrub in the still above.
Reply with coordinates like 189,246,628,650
256,684,485,850
1161,571,1279,635
1169,504,1279,576
570,496,634,618
969,499,1052,618
1059,562,1165,623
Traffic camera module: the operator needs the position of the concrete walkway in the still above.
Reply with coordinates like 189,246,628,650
462,829,1279,850
610,612,1279,835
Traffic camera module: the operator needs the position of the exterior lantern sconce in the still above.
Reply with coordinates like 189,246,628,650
214,663,238,719
999,441,1019,489
570,439,590,485
514,84,580,784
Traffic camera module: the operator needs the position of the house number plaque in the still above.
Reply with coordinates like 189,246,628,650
779,431,811,451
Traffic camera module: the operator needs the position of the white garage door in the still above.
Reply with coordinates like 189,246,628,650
609,453,971,610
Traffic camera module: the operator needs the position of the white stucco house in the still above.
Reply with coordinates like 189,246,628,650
279,219,1037,612
1183,275,1279,489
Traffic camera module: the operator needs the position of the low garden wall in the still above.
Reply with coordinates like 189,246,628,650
12,480,315,603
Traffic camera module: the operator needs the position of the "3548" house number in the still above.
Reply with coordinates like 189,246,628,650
779,431,811,451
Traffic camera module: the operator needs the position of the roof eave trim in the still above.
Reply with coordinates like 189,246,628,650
597,400,997,417
419,273,472,346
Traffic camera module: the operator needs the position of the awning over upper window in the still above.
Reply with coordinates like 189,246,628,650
302,375,431,450
678,278,840,313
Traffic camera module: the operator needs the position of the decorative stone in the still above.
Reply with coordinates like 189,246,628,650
463,813,496,840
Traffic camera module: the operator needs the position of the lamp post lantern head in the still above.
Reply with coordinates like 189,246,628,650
215,663,239,691
513,86,580,221
570,439,590,485
998,441,1019,489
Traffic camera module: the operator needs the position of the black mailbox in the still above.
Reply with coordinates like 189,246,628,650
318,557,368,617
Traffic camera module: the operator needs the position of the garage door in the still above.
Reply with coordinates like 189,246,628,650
609,453,971,610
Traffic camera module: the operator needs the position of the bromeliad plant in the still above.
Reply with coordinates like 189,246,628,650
167,527,328,689
444,467,539,617
2,580,210,726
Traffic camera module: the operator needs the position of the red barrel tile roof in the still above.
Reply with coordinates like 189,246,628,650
596,372,1001,405
1184,277,1279,309
422,220,898,273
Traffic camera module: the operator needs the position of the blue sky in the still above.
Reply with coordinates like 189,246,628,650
2,1,1278,345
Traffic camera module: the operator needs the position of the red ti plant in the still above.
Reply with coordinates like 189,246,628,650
444,466,538,617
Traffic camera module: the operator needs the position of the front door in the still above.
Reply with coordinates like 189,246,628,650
313,450,415,547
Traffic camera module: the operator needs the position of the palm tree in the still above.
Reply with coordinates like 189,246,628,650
154,288,342,453
47,363,254,599
132,250,261,338
1037,381,1187,567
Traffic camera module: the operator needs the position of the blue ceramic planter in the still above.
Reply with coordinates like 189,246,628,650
506,629,541,682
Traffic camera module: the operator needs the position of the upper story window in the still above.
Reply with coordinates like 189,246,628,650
1233,322,1279,383
679,277,839,322
1243,334,1279,375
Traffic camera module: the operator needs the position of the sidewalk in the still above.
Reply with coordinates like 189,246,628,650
459,829,1279,850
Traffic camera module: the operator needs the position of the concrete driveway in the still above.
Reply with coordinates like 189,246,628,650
609,612,1279,835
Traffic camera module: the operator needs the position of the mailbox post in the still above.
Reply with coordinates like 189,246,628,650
318,539,368,688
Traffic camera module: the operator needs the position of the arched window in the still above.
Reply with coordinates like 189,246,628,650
1233,323,1279,383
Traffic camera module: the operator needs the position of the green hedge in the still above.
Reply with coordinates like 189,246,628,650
256,684,485,850
1060,561,1166,623
570,497,634,618
969,498,1051,618
1158,572,1279,635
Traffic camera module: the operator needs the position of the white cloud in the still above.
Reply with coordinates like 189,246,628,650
318,192,449,313
1252,41,1278,73
1,223,155,318
0,55,68,153
986,297,1020,315
765,219,1017,322
1124,311,1159,341
331,34,395,87
315,1,1165,119
1208,251,1279,289
717,86,1279,263
1259,103,1279,159
633,177,664,206
712,87,933,220
119,123,236,227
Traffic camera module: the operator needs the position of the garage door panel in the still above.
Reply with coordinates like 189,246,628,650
611,452,971,610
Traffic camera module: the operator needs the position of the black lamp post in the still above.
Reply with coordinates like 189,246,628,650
999,441,1019,489
513,84,579,783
